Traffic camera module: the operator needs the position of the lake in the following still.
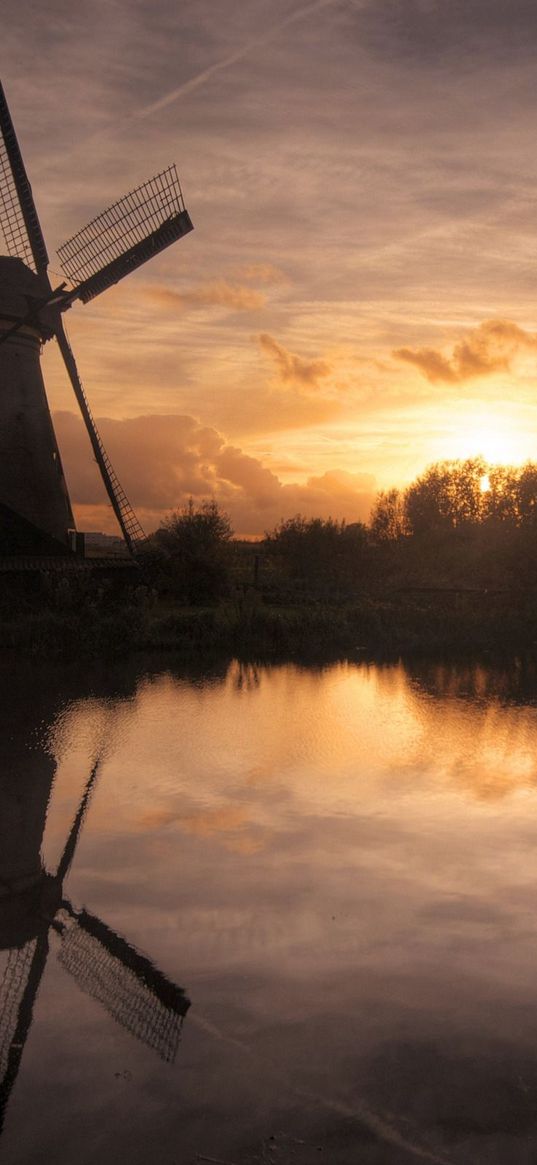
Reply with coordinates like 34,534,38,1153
2,654,537,1164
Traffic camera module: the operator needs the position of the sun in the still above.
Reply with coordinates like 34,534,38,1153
434,406,535,467
470,425,525,465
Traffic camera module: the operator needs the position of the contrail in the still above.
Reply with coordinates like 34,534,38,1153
33,0,359,168
134,0,349,120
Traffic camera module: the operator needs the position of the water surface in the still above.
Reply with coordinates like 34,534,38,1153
2,656,537,1164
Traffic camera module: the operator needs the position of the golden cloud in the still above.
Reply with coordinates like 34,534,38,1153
258,332,332,389
146,279,266,312
306,468,376,499
394,319,537,384
235,263,287,284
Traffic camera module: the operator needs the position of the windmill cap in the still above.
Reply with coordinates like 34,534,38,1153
0,255,56,338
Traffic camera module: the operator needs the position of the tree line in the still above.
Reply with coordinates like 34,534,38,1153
371,457,537,538
151,457,537,602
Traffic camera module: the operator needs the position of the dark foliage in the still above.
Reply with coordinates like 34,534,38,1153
367,457,537,591
263,514,371,599
391,457,537,536
152,498,233,603
8,458,537,661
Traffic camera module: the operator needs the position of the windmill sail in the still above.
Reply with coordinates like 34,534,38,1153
58,907,189,1062
0,80,193,560
58,165,193,304
0,83,49,276
0,942,38,1087
54,320,150,555
0,934,49,1133
55,754,102,883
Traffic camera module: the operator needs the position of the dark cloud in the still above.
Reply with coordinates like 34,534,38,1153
362,1036,537,1147
355,0,537,64
394,319,537,383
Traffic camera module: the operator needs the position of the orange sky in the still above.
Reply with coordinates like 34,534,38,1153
4,0,537,536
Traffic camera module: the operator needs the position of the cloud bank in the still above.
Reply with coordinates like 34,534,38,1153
54,411,376,538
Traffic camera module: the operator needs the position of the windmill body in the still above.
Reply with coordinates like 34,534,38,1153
0,80,193,558
0,746,49,897
0,731,52,953
0,256,74,550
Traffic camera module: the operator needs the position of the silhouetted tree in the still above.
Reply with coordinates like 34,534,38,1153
484,464,519,523
405,458,488,534
264,515,370,597
515,463,537,526
153,499,233,603
365,457,537,591
370,488,410,541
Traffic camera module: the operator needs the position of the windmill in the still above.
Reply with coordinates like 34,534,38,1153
0,752,191,1136
0,79,193,558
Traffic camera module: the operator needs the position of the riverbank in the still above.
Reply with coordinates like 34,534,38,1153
2,588,536,661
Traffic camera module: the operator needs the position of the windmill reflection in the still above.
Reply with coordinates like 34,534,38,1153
0,750,190,1134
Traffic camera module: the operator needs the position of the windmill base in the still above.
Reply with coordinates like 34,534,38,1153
0,503,75,557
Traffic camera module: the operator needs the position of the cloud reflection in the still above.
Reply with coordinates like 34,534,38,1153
44,657,537,880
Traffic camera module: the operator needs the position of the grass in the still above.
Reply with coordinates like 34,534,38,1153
1,586,535,661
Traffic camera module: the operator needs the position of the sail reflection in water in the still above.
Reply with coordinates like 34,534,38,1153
58,907,186,1062
0,719,190,1135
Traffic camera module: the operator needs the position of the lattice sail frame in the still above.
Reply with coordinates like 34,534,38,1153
58,910,189,1063
0,941,37,1085
58,165,192,303
0,82,49,274
0,132,35,270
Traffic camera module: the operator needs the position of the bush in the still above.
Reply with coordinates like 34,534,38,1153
152,499,233,603
263,514,370,598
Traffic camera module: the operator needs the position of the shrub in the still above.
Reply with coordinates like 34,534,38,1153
152,499,233,603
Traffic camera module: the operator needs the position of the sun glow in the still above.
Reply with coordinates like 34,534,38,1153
434,406,536,468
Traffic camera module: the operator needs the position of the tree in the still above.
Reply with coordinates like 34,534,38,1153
264,514,370,596
369,488,410,542
153,498,233,602
484,464,519,523
405,458,488,535
515,463,537,526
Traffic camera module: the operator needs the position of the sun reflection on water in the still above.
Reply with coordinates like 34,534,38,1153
42,658,537,875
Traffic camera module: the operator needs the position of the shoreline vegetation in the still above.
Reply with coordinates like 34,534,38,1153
3,588,537,663
4,457,537,660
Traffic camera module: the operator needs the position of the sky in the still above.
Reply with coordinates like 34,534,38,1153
3,0,537,536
